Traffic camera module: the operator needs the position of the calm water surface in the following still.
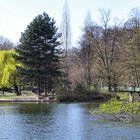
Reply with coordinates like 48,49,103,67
0,103,140,140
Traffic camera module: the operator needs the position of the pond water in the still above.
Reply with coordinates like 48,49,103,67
0,103,140,140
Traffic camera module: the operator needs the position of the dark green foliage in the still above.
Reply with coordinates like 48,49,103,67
16,12,62,94
74,83,87,94
57,94,110,103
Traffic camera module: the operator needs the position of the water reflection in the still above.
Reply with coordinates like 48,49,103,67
0,103,139,140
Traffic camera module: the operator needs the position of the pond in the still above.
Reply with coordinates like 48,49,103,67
0,103,140,140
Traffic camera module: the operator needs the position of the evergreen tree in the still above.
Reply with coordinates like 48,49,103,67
16,12,62,95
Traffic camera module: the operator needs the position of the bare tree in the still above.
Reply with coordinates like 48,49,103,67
73,10,96,94
60,0,72,91
123,8,140,87
86,9,124,92
68,47,85,87
78,29,95,94
0,36,14,50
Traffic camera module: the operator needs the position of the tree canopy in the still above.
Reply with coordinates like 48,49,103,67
16,12,62,95
0,49,22,87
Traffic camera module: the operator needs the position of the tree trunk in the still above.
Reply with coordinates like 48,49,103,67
86,69,91,96
44,78,48,96
135,69,139,87
14,85,20,96
19,86,21,95
38,83,41,96
108,75,112,92
2,87,4,95
44,86,47,96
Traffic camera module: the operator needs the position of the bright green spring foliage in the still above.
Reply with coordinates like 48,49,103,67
118,93,130,101
0,49,23,87
99,98,140,115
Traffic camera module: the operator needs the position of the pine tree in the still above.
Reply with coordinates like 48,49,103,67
16,12,62,95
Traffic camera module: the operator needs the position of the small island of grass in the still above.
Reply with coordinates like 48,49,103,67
93,94,140,122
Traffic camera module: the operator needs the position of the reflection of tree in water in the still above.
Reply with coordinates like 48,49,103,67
17,103,52,114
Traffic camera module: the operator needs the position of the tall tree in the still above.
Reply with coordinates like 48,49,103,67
16,12,62,95
78,11,95,94
83,9,124,92
60,0,72,91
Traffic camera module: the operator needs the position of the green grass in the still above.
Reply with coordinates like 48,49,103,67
0,91,37,100
97,98,140,115
117,93,130,100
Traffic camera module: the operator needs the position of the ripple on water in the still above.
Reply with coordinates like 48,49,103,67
0,103,139,140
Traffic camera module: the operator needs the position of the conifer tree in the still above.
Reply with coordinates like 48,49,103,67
16,12,62,95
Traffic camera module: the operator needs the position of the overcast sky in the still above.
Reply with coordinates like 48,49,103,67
0,0,140,46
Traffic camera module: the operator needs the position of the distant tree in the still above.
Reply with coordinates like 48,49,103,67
60,0,72,91
84,9,92,26
78,22,95,94
123,8,140,87
88,9,124,92
16,12,62,95
0,36,14,50
77,9,124,92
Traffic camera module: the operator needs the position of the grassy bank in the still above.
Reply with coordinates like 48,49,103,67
93,94,140,121
99,98,140,115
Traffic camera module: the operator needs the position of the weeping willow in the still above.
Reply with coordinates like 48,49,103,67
0,49,23,87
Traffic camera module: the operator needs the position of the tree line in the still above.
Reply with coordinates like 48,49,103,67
0,8,140,95
68,8,140,93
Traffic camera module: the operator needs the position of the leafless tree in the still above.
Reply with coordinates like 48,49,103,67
60,0,72,91
0,36,14,50
86,9,124,92
123,8,140,87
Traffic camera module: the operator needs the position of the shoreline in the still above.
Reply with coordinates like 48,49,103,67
0,93,111,103
0,97,56,103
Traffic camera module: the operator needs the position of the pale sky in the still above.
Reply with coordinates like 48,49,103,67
0,0,140,46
